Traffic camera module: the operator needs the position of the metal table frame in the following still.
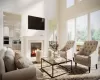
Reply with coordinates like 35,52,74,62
41,58,72,78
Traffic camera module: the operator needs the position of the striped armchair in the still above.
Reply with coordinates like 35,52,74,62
74,41,99,73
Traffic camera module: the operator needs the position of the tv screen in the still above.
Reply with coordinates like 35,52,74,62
28,15,45,30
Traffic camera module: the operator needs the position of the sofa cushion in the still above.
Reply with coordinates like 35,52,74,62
14,52,22,60
15,53,33,69
75,54,90,66
4,48,16,72
0,47,7,58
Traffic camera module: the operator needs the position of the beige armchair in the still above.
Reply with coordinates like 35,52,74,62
58,41,75,60
74,41,98,73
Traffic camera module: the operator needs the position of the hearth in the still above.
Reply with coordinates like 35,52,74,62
31,43,41,57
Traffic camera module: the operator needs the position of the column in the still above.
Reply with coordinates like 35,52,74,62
0,10,3,49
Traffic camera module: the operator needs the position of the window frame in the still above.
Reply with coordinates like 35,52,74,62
66,0,75,8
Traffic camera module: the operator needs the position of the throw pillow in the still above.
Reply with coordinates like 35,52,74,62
15,53,33,69
4,48,16,72
15,52,22,60
0,47,7,58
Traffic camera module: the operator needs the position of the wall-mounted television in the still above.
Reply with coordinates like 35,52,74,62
28,15,45,30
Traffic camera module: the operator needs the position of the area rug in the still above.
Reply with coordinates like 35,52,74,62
35,62,100,80
39,64,88,79
57,65,88,75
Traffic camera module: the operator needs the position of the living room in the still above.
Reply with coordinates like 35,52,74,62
0,0,100,80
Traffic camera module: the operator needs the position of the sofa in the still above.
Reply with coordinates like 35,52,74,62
0,47,43,80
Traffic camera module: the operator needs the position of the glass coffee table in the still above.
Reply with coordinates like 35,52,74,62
41,57,72,78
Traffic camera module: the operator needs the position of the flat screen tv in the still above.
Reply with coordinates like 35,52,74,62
28,15,45,30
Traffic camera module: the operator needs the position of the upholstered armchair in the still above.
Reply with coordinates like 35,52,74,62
74,41,98,73
58,41,75,60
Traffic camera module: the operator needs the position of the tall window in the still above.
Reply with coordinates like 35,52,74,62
90,10,100,41
76,15,88,44
66,0,74,8
67,19,75,40
78,0,82,2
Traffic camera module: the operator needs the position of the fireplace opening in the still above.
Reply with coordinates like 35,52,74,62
31,43,41,57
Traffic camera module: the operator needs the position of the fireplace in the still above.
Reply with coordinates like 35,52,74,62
31,43,41,57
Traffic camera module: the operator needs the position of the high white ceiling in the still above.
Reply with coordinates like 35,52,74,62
0,0,43,14
1,0,43,28
1,0,44,37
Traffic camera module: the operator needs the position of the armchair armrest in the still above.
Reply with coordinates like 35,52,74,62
2,66,37,80
58,51,67,59
89,50,98,66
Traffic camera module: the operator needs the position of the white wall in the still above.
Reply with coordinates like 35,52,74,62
0,10,3,49
59,0,100,48
21,0,59,58
44,0,59,57
21,0,44,37
21,0,45,58
0,0,59,58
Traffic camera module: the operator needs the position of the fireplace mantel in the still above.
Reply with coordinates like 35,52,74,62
28,40,44,58
21,36,45,60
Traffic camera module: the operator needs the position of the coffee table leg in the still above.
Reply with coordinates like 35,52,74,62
41,58,42,70
71,60,72,71
52,65,54,78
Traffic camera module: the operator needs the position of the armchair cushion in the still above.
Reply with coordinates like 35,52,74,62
59,51,67,59
75,54,90,66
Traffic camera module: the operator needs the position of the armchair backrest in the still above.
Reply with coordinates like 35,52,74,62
80,41,98,56
61,41,75,51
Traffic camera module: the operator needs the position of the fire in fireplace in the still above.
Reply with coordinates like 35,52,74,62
31,43,41,57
